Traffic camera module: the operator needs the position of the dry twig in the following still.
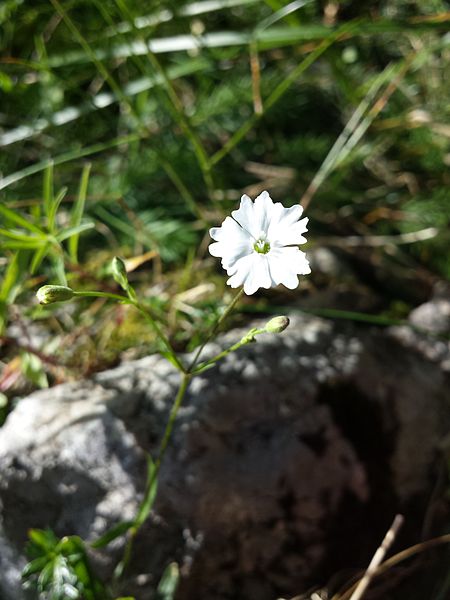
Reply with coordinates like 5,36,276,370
348,514,404,600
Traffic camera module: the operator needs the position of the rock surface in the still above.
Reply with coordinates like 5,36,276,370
0,310,449,600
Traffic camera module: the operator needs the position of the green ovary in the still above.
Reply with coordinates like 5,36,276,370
253,239,271,254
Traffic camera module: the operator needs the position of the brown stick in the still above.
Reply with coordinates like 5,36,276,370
348,514,404,600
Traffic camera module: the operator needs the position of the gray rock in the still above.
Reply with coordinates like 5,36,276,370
0,312,448,600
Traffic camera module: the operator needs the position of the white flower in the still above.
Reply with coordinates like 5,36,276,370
209,191,310,295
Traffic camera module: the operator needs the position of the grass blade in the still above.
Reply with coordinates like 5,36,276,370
48,186,68,233
0,131,146,192
69,163,91,263
30,244,50,275
43,162,54,219
0,204,44,235
56,222,95,243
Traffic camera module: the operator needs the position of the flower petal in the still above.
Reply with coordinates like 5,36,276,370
208,216,253,270
227,253,271,295
232,191,278,238
231,194,258,238
267,202,305,243
270,217,309,246
267,247,310,290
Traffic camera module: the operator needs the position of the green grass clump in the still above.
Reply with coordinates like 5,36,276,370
1,0,449,383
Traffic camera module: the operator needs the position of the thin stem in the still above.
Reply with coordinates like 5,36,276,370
91,286,245,576
117,372,192,576
73,290,129,303
192,328,265,375
155,373,192,463
188,288,244,371
73,291,185,372
134,303,186,373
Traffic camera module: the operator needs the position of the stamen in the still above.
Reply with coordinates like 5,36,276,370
253,238,270,254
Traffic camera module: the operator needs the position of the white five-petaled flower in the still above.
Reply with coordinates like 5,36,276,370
209,191,310,295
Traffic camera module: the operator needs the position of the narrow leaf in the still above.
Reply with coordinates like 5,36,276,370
30,243,50,274
0,239,45,249
69,163,91,263
157,563,179,600
43,161,54,218
22,557,49,579
0,251,20,302
0,228,46,243
53,254,67,286
0,204,43,235
56,221,95,243
91,521,134,549
28,529,58,552
48,186,68,233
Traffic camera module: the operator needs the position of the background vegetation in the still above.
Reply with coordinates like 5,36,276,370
0,1,450,595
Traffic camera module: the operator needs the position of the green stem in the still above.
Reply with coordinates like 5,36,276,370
73,291,185,372
73,290,129,303
90,286,246,579
117,372,192,577
188,288,244,371
155,373,192,463
192,328,264,375
134,302,186,372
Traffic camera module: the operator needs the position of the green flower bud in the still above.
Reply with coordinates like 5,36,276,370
264,315,290,334
36,285,74,305
111,256,128,290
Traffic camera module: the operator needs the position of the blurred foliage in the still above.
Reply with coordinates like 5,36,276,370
22,526,179,600
1,1,450,598
1,0,450,389
22,529,108,600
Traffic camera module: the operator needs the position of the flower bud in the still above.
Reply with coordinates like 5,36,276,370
111,256,128,290
264,315,290,334
36,285,74,305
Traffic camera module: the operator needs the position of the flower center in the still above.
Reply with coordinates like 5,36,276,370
253,237,270,254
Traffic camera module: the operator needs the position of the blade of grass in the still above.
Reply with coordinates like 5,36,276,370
69,163,91,263
48,0,140,124
113,0,216,200
53,254,67,286
0,131,146,191
299,61,399,209
30,243,50,275
1,239,46,250
105,0,260,38
0,204,44,235
250,1,315,114
0,251,20,303
43,162,54,219
300,40,446,209
0,228,46,243
211,22,354,166
92,0,213,215
47,186,68,233
45,17,450,67
256,0,313,32
0,59,209,147
159,158,206,223
56,222,95,243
